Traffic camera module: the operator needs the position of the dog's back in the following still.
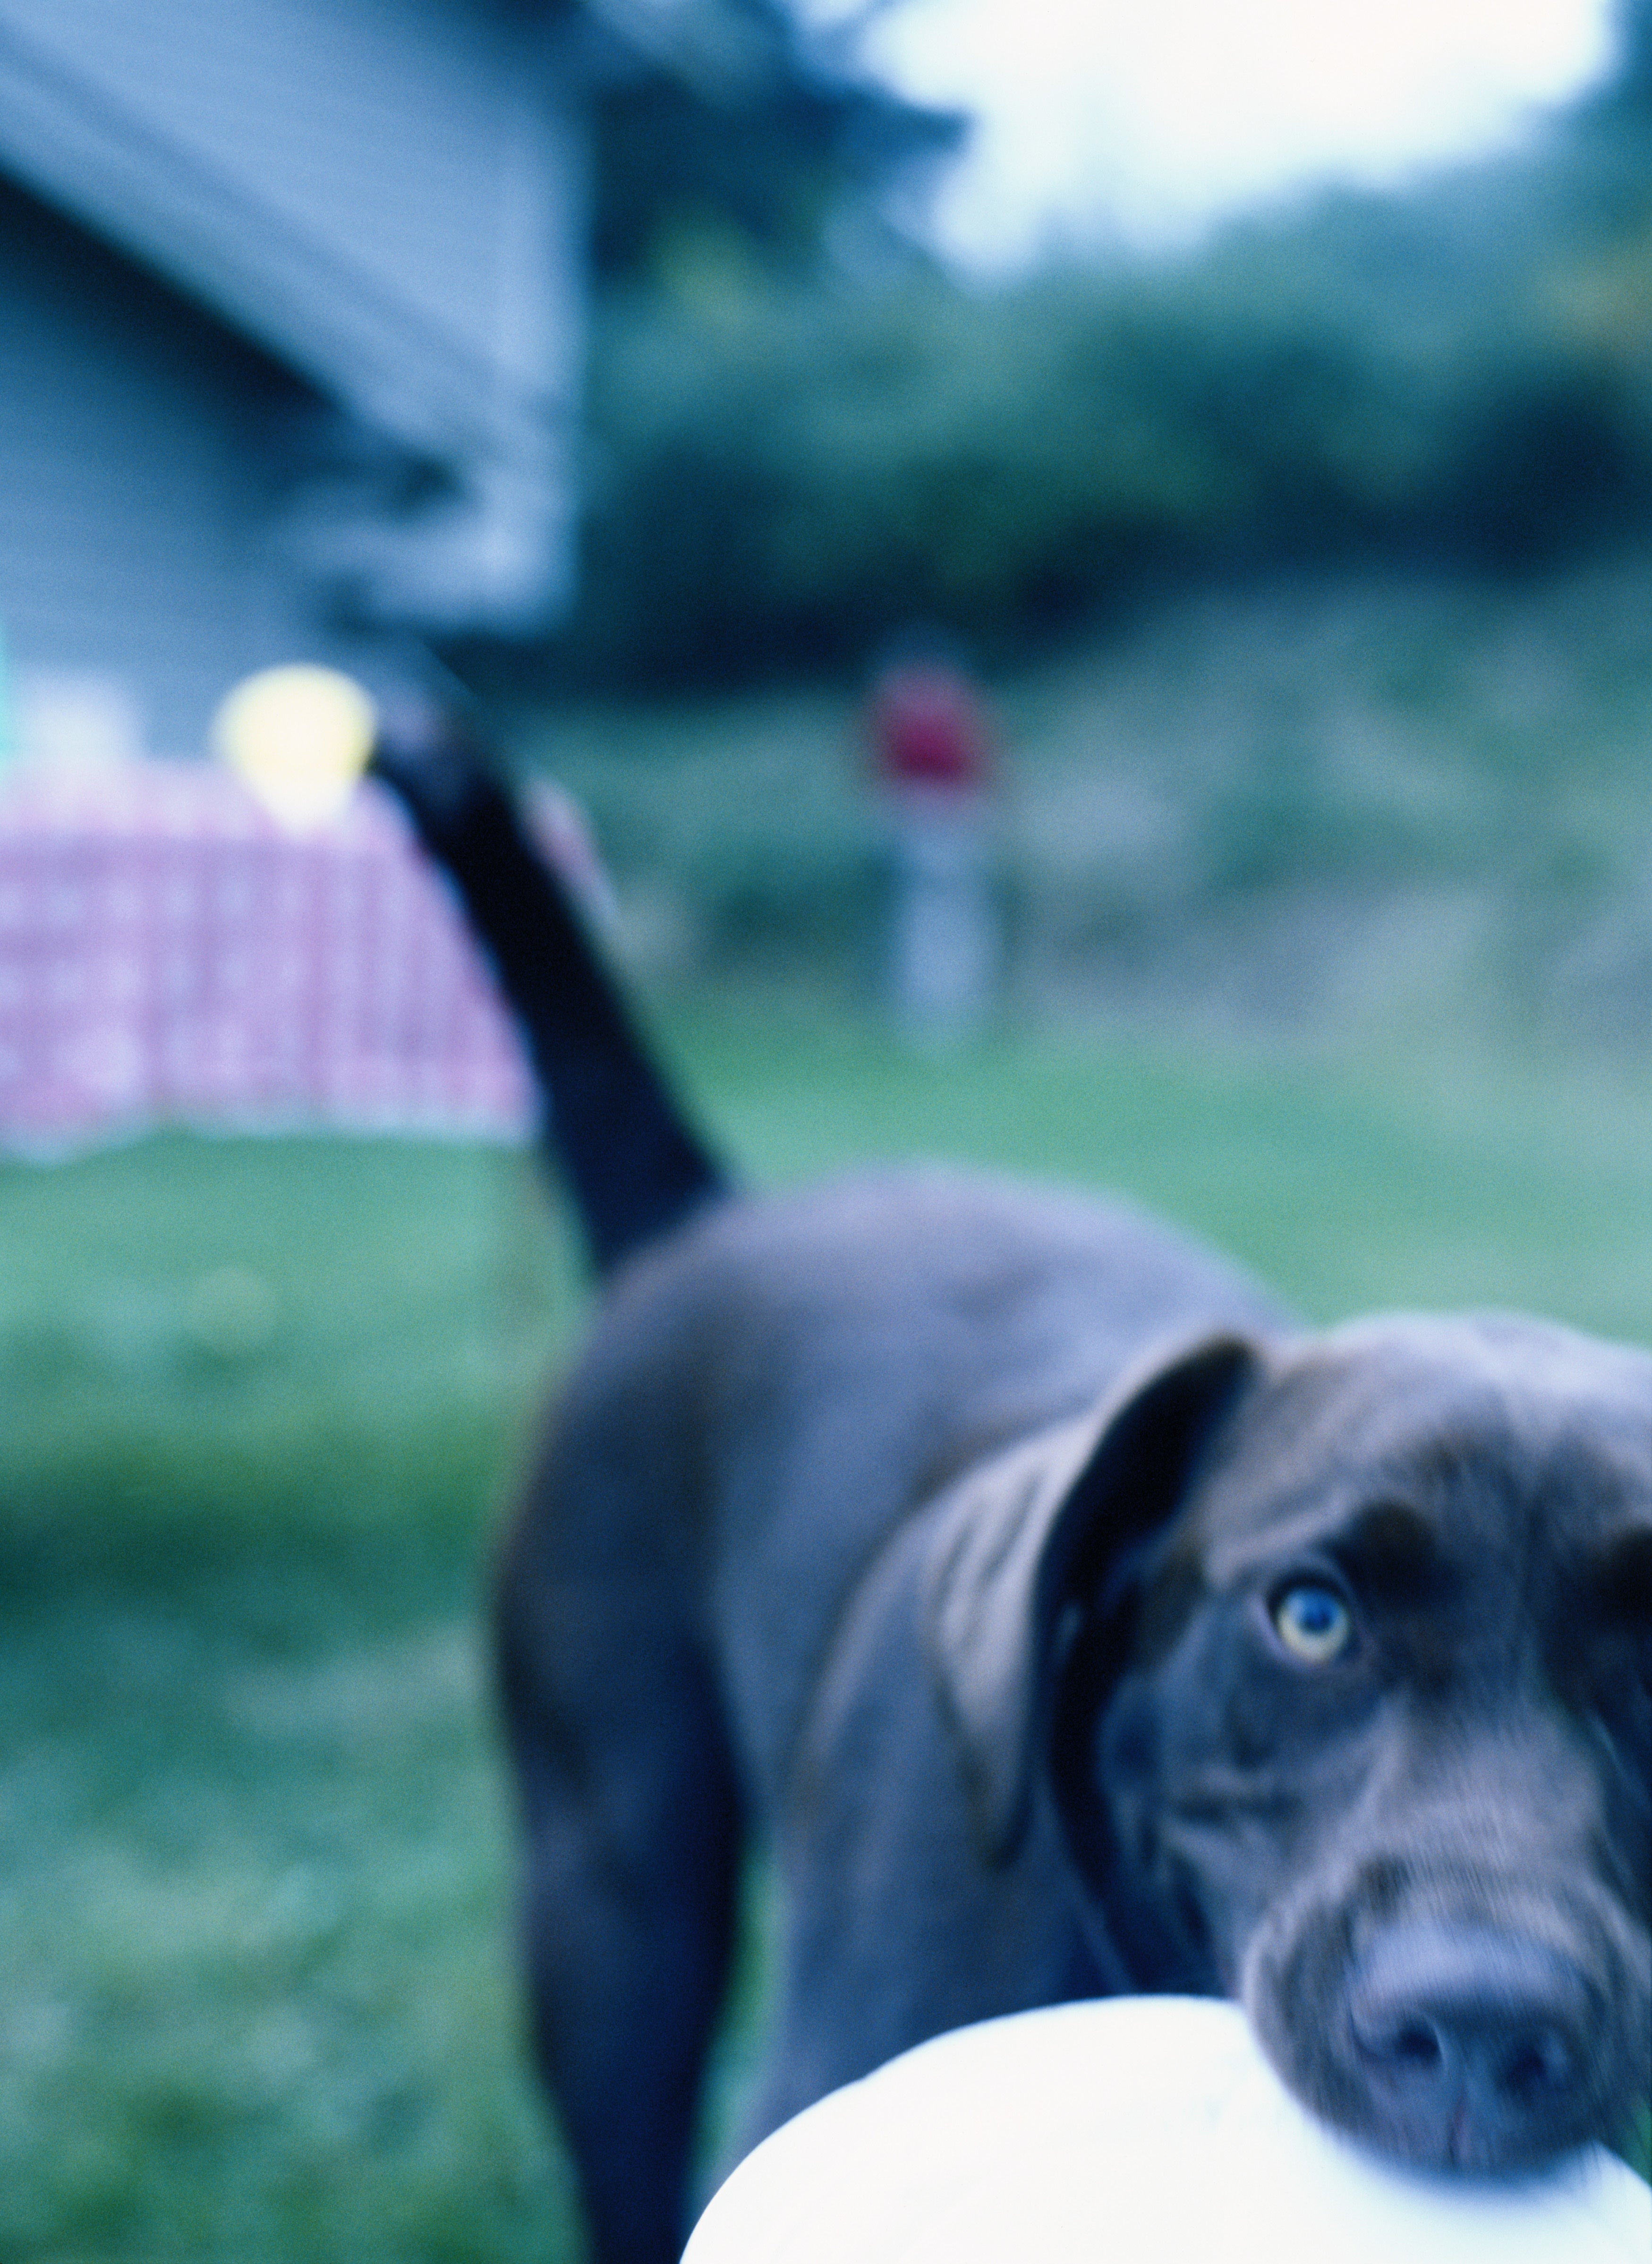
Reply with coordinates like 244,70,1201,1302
511,1163,1286,1813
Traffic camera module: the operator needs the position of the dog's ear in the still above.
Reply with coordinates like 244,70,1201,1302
925,1332,1259,1862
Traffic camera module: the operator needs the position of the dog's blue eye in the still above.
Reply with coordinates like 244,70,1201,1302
1272,1583,1352,1664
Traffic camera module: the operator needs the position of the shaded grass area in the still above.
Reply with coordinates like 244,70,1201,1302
0,1137,583,2263
690,997,1652,1343
1,1013,1648,2258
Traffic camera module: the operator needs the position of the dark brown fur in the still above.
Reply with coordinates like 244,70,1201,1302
495,1175,1651,2261
367,726,1651,2264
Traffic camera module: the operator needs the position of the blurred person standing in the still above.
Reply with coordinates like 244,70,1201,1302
867,634,1000,1042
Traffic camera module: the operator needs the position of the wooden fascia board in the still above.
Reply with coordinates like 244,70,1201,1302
0,13,557,470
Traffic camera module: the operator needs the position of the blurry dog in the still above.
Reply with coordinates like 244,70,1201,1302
373,716,1651,2264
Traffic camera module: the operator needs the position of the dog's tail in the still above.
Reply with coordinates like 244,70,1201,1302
369,703,731,1278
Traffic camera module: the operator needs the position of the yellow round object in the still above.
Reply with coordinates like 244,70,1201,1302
213,664,377,832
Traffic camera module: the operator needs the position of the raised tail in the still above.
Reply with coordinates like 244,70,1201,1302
369,703,731,1278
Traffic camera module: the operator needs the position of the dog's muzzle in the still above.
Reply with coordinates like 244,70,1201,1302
1341,1921,1601,2169
1243,1863,1649,2172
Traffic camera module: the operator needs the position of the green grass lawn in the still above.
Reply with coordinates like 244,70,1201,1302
2,1003,1649,2259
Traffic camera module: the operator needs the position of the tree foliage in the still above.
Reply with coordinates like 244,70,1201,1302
585,0,962,282
555,5,1652,688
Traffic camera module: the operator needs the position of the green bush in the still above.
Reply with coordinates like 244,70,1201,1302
521,541,1652,1052
558,130,1652,688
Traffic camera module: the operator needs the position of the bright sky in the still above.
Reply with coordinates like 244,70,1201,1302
799,0,1623,269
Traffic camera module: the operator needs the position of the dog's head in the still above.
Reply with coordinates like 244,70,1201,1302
927,1317,1652,2172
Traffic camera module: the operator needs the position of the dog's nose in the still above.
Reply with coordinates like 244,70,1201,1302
1346,1922,1596,2167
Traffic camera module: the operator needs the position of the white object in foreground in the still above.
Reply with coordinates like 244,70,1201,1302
686,1997,1650,2264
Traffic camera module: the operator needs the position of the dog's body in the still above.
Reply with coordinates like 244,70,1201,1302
373,724,1651,2264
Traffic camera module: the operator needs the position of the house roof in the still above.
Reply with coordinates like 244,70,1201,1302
0,0,586,630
